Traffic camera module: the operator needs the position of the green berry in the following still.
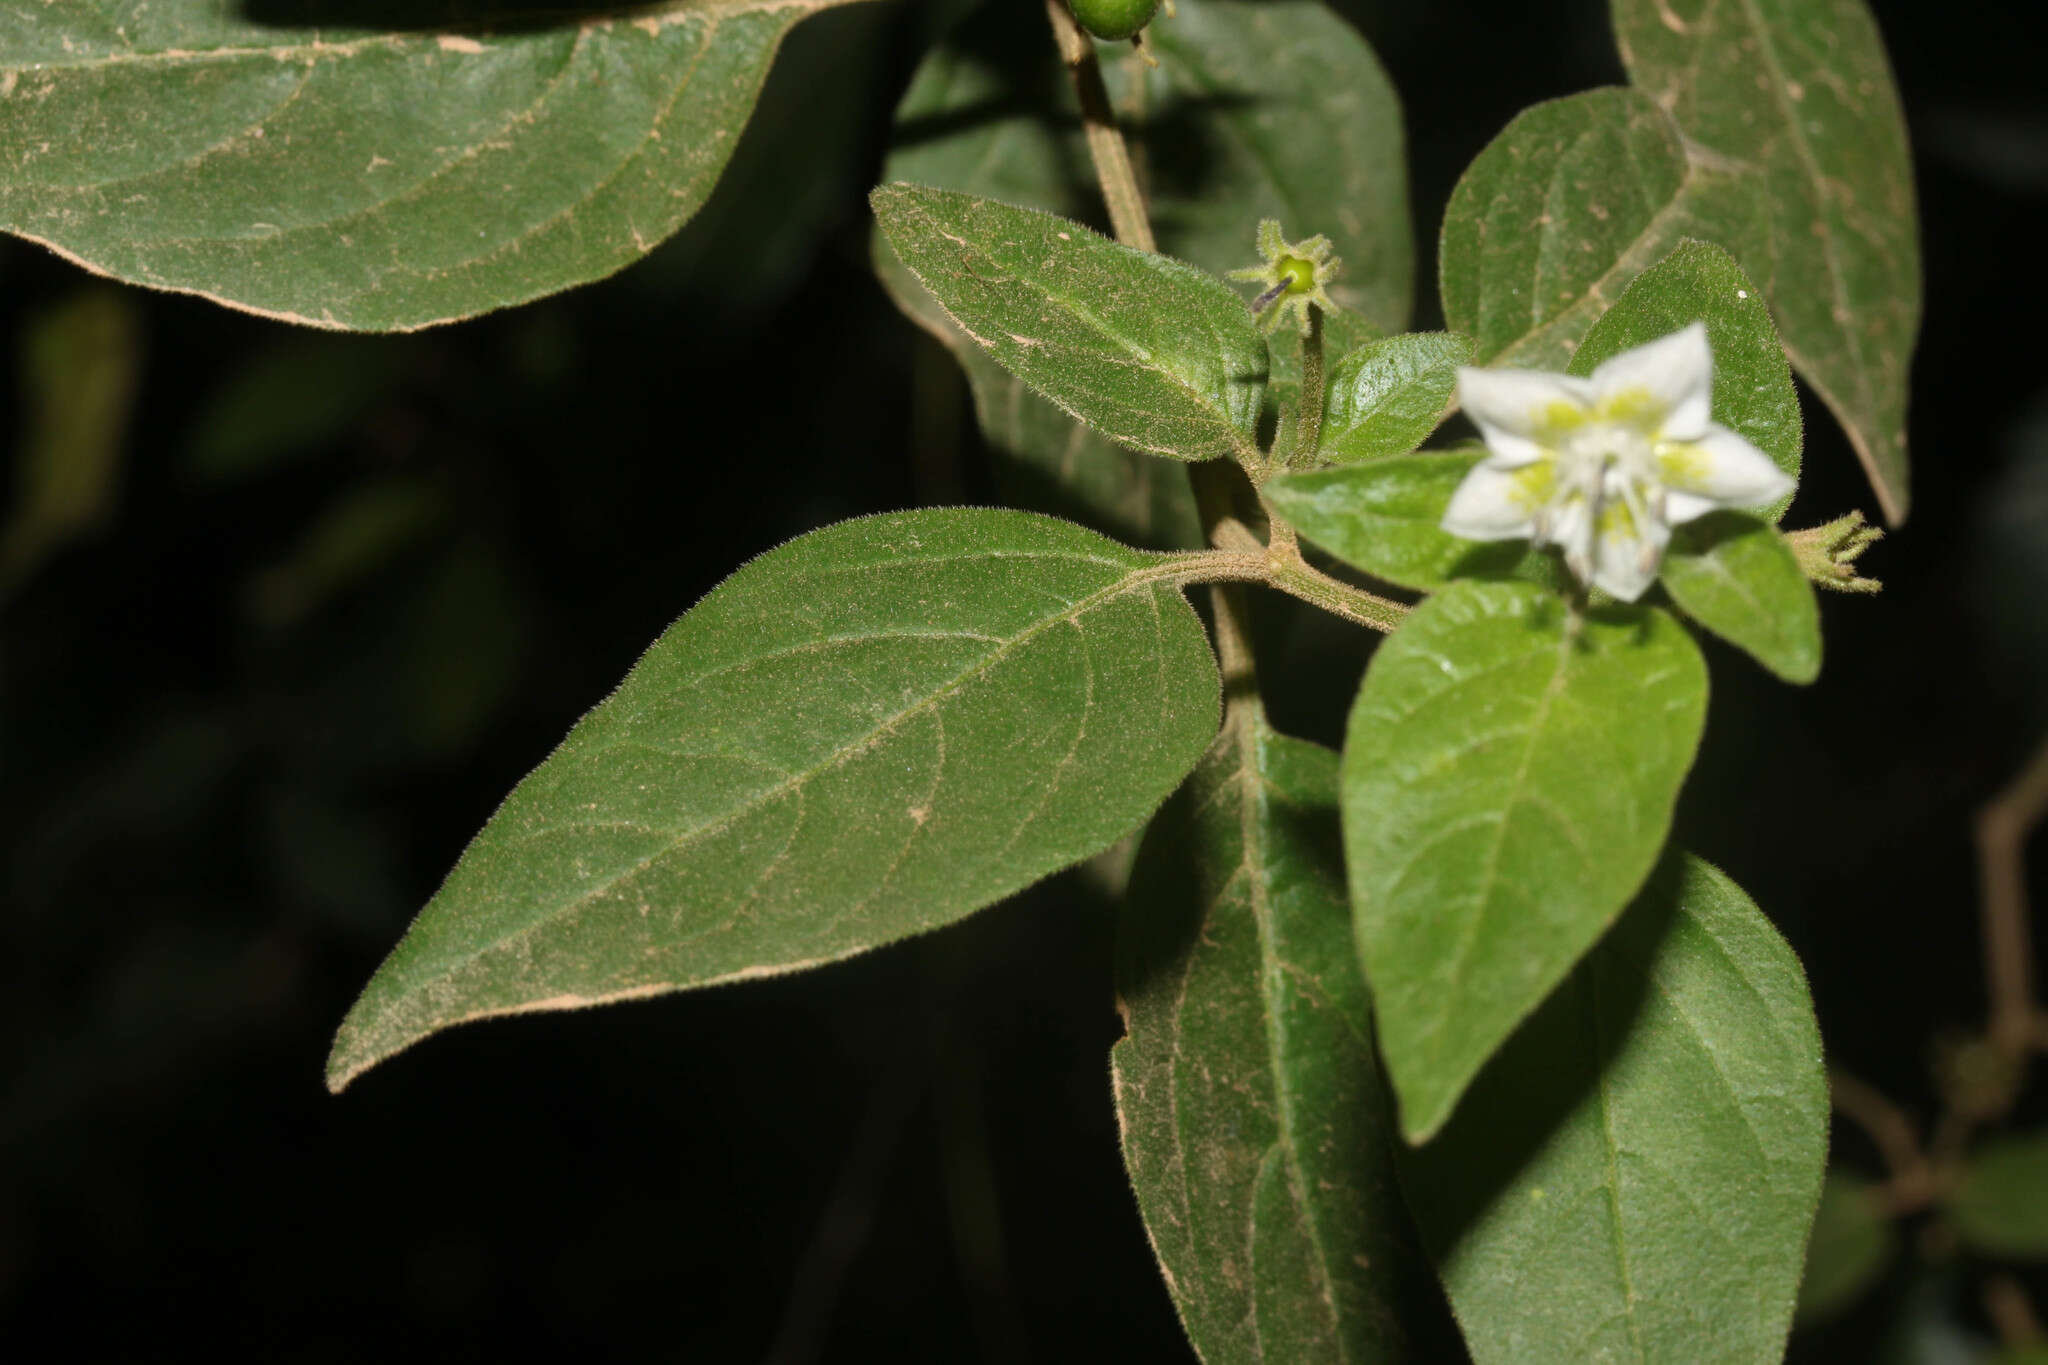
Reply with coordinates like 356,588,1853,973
1276,256,1315,296
1068,0,1161,42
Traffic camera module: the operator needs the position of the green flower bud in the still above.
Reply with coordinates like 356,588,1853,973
1067,0,1161,42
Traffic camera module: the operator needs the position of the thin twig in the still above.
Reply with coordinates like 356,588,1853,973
1043,0,1156,254
1977,732,2048,1054
1986,1274,2046,1348
1830,1068,1939,1214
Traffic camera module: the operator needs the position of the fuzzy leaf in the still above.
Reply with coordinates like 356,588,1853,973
872,184,1267,463
1662,513,1822,684
1265,448,1554,593
328,509,1219,1089
1343,580,1708,1140
1612,0,1920,522
0,0,876,331
1401,854,1829,1364
1115,716,1438,1362
1319,333,1472,463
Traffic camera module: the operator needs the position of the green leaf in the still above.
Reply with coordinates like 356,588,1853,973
1797,1171,1895,1324
0,0,874,332
1318,332,1471,463
327,508,1220,1089
1662,513,1822,685
878,0,1413,330
1400,854,1829,1364
1568,239,1802,522
1611,0,1921,523
1342,579,1709,1140
873,184,1267,463
1439,88,1712,371
1950,1135,2048,1258
1114,715,1438,1362
1264,447,1555,593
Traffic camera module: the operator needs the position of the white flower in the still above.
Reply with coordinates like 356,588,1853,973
1440,323,1794,602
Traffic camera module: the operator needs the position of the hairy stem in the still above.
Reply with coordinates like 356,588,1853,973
1829,1068,1939,1214
1978,733,2048,1054
1044,0,1156,254
1292,304,1325,467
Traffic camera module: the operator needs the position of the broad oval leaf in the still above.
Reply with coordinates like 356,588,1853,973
1441,88,1705,370
1399,854,1829,1364
872,184,1267,463
1568,239,1801,523
1662,513,1822,685
1265,447,1554,593
1343,579,1709,1140
1114,715,1441,1362
327,508,1220,1089
0,0,876,332
1612,0,1921,523
1319,332,1472,463
1797,1171,1895,1323
1950,1135,2048,1258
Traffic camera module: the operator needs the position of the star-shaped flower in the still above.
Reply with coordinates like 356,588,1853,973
1226,219,1340,335
1440,322,1795,602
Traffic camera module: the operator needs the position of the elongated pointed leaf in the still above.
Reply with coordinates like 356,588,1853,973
873,184,1267,463
1265,448,1555,593
1400,854,1829,1365
1318,332,1471,463
1343,580,1708,1140
0,0,876,332
1663,513,1822,684
1798,1171,1895,1323
328,509,1219,1089
1115,716,1437,1363
1950,1135,2048,1258
1568,239,1802,522
1612,0,1920,522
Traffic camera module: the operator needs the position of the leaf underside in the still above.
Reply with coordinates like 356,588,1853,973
328,508,1219,1089
0,0,876,331
1114,716,1438,1363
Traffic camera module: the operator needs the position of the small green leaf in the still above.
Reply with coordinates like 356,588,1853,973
1950,1135,2048,1258
1265,448,1554,592
1319,332,1472,463
1662,513,1822,684
328,509,1220,1090
1568,239,1801,523
0,0,877,331
1343,579,1708,1140
1797,1171,1895,1324
872,184,1267,463
1400,854,1829,1364
1612,0,1921,523
1115,716,1438,1362
1440,88,1706,370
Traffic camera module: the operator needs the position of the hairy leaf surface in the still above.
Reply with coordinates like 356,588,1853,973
1319,333,1471,464
1115,716,1436,1362
873,184,1267,462
1663,513,1822,684
1612,0,1920,522
0,0,876,331
329,509,1219,1088
1401,855,1828,1364
1343,580,1708,1140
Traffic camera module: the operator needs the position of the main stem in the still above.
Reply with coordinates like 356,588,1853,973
1293,304,1325,467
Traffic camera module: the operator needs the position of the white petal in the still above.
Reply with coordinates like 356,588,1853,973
1441,461,1540,541
1589,509,1671,603
1588,321,1713,440
1656,423,1795,521
1457,366,1593,467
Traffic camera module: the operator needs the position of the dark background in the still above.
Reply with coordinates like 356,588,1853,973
4,0,2046,1359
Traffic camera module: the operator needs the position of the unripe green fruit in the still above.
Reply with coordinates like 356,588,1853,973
1068,0,1160,42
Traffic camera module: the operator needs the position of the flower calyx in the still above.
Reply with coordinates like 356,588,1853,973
1227,219,1340,335
1784,509,1884,594
1440,322,1795,602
